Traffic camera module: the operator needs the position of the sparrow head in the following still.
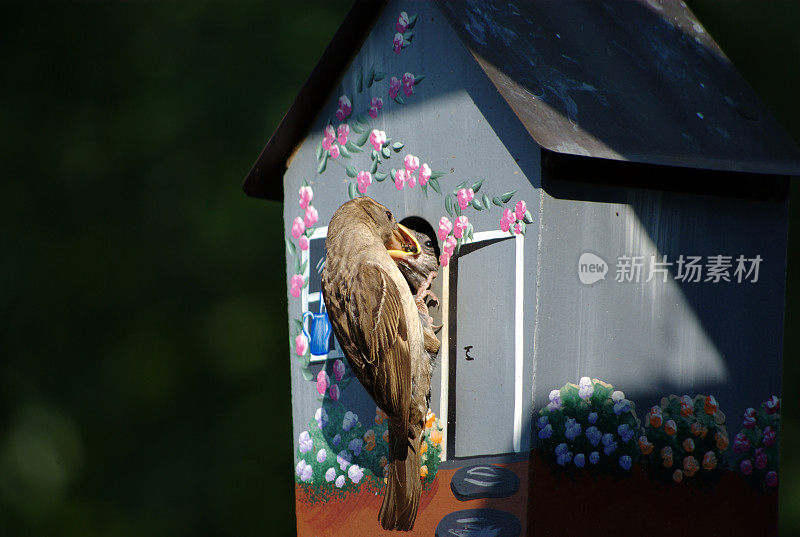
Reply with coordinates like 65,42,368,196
329,197,420,260
396,229,439,293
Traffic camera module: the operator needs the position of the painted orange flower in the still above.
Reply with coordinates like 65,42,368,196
379,456,388,468
420,442,428,455
425,409,436,430
664,419,677,436
648,412,663,428
383,429,390,443
682,438,695,453
679,395,694,417
420,465,429,480
690,422,708,438
375,407,388,425
430,428,443,445
703,395,718,416
702,451,717,470
663,455,673,468
364,429,376,450
638,436,654,455
715,431,729,451
673,469,683,483
683,455,699,477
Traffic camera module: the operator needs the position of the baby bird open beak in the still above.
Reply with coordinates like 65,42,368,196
386,223,421,260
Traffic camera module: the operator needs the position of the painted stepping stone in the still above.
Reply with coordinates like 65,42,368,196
450,464,520,501
435,509,521,537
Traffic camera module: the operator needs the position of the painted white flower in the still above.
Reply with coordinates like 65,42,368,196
611,390,626,402
342,411,359,432
546,389,562,411
295,460,312,482
325,467,336,482
348,464,364,484
316,448,327,463
315,407,328,429
335,475,346,488
298,430,313,453
349,438,363,457
578,377,594,401
337,450,352,471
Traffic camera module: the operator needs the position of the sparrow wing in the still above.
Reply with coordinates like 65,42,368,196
345,263,411,437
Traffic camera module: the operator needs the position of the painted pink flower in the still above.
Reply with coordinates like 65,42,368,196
368,107,379,119
338,95,352,117
356,171,372,194
317,370,330,396
402,72,415,97
394,168,408,190
765,470,778,488
299,185,313,210
304,205,318,228
337,124,349,146
743,407,756,429
765,395,780,414
419,163,431,186
298,235,310,251
514,222,522,235
740,459,753,475
454,215,469,239
389,77,401,99
403,154,419,173
290,274,304,298
515,199,527,220
456,188,474,210
396,11,409,33
500,208,514,232
763,426,777,447
407,175,416,189
393,32,403,54
754,447,767,470
291,216,305,239
438,217,452,241
369,129,387,151
333,359,346,381
295,333,308,356
439,252,450,267
329,383,340,401
329,144,340,159
733,432,751,454
322,126,335,151
371,97,383,110
443,235,457,256
335,108,345,121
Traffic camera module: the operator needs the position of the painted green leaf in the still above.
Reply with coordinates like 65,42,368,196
421,183,428,197
402,39,411,47
454,202,462,216
370,159,378,174
352,122,366,135
294,255,301,274
428,177,442,195
305,227,314,238
355,130,369,145
346,165,357,178
445,195,454,218
345,140,362,153
381,146,391,159
500,190,517,203
375,171,388,182
317,153,328,174
338,144,352,159
357,66,363,93
431,170,447,180
467,223,474,241
390,168,397,179
524,210,533,224
492,196,504,207
374,71,386,82
453,180,466,194
301,368,314,381
407,13,418,29
470,199,483,211
371,150,380,162
394,95,406,105
392,142,405,152
403,30,413,40
315,141,323,161
302,177,309,187
348,182,358,200
285,237,297,257
357,113,370,126
292,318,304,335
299,259,309,275
367,64,376,88
339,376,352,389
482,194,491,211
455,237,461,256
520,221,527,235
471,178,484,193
413,74,425,85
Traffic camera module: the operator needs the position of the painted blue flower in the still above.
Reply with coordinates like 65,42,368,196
588,412,598,424
537,416,549,430
332,433,341,446
619,455,632,471
538,424,553,439
613,400,631,415
555,443,569,456
564,418,581,440
617,423,634,443
556,451,573,466
589,451,600,465
574,453,586,468
602,433,617,455
585,426,602,447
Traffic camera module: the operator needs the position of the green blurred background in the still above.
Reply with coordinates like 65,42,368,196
0,2,797,536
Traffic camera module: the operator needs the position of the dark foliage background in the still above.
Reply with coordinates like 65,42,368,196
0,1,797,536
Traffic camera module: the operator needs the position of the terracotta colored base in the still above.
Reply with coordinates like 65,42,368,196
295,454,776,536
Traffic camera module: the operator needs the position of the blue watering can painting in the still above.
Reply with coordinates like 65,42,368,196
303,302,333,358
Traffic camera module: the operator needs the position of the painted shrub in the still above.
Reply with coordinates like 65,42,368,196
731,395,780,490
639,394,728,483
536,378,640,473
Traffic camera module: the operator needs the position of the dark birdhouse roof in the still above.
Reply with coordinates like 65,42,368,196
244,0,800,201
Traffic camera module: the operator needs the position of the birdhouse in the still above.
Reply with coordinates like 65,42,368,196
244,1,800,535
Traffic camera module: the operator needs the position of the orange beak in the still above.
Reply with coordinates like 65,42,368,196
386,223,421,260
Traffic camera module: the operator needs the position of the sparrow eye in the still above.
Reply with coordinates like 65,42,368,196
425,240,432,248
386,210,393,221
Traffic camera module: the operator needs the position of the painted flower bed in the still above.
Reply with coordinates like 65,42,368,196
731,396,780,490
